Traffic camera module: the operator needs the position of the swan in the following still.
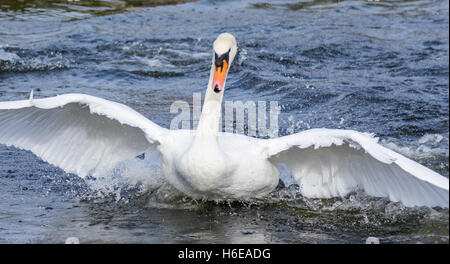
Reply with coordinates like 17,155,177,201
0,33,448,207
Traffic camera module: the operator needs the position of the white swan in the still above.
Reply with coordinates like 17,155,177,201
0,33,448,207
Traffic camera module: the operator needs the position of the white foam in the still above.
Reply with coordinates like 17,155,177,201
381,133,449,160
144,58,165,68
0,49,20,62
118,149,165,190
237,48,248,66
83,149,165,201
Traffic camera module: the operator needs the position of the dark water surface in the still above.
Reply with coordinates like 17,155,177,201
0,0,448,243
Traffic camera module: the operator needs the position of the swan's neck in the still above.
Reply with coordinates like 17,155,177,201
196,99,221,138
195,64,224,140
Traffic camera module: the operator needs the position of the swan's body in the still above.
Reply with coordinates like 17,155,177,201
0,33,448,207
161,129,279,199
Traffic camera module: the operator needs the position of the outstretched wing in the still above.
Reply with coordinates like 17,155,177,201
0,93,167,178
263,128,449,207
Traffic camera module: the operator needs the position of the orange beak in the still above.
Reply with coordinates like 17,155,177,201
212,59,228,93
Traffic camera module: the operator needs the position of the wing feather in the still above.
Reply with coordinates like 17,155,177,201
0,93,166,178
264,128,449,207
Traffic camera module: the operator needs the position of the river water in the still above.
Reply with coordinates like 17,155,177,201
0,0,448,243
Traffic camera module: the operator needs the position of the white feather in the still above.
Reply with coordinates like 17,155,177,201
0,93,166,178
264,128,449,207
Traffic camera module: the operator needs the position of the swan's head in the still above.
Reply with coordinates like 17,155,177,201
212,33,237,94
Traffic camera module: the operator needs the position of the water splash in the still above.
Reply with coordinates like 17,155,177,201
0,48,72,72
381,133,449,176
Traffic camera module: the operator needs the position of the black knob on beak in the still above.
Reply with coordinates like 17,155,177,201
214,84,221,93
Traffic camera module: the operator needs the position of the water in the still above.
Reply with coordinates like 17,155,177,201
0,0,448,244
